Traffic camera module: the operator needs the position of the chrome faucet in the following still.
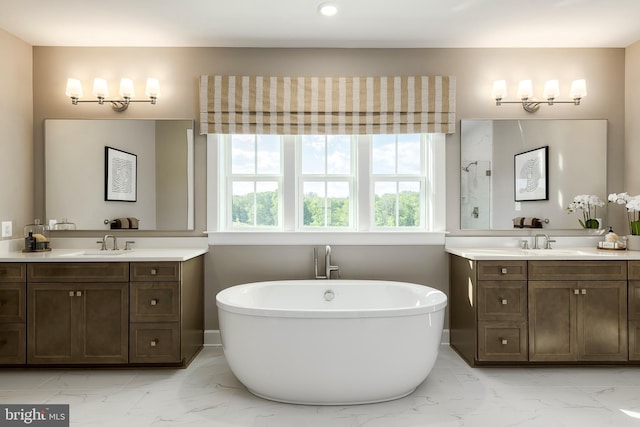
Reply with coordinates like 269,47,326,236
314,245,340,279
533,233,556,249
98,234,119,251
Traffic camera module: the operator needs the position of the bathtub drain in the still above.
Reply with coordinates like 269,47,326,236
324,289,335,301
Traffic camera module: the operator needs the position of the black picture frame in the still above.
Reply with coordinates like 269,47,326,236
105,146,137,202
514,146,548,202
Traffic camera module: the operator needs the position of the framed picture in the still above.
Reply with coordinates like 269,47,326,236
514,146,548,202
105,146,137,202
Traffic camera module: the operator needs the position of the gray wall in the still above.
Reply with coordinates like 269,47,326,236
0,29,32,236
626,40,640,195
28,46,628,330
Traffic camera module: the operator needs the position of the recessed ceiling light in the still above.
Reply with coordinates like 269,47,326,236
318,2,338,17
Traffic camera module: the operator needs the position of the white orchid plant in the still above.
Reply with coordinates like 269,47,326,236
608,192,640,235
566,194,605,229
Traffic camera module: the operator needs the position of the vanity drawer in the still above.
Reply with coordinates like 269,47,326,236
630,281,640,321
478,321,528,362
0,283,26,323
130,282,180,322
0,323,26,364
130,322,180,363
130,262,180,282
0,264,26,283
630,261,640,280
477,261,527,281
478,281,527,321
528,261,627,281
28,263,129,282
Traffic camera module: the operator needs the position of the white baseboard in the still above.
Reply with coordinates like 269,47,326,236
205,330,222,346
205,329,450,347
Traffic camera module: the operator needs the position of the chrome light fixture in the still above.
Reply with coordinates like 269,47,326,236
66,77,160,112
491,79,586,113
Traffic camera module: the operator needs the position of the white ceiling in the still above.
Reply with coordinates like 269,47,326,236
1,0,640,48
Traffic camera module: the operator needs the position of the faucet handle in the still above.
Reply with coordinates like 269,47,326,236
545,237,556,249
96,239,107,251
520,239,530,249
124,241,136,250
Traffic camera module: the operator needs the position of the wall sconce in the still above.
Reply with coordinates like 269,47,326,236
491,79,586,113
65,77,160,112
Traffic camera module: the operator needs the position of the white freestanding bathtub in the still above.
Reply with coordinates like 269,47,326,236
216,280,447,405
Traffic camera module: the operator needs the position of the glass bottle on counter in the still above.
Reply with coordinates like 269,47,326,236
23,219,50,251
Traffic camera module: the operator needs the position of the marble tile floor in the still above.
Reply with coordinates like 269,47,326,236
1,346,640,427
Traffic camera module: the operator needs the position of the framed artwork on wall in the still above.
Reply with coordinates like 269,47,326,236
105,146,137,202
514,145,548,202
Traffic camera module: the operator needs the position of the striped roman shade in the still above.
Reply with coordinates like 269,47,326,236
199,75,456,135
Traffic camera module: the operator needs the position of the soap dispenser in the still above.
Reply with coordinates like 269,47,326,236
605,226,619,243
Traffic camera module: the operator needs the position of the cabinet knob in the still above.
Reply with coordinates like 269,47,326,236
500,268,508,274
69,291,75,297
150,268,157,276
574,289,580,295
150,339,159,347
150,298,159,306
501,299,508,305
581,289,587,295
501,339,508,345
76,291,82,297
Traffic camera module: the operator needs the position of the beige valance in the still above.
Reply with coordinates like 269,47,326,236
199,75,456,135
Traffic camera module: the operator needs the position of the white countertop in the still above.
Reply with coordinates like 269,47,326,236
445,246,640,261
0,247,208,262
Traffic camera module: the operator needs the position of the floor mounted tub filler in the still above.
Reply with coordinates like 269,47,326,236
216,280,447,405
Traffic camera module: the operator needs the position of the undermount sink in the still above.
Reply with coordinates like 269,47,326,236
58,250,130,257
459,248,593,257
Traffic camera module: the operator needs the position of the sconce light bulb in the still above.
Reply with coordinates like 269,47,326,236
543,80,560,100
516,80,533,100
119,78,135,99
65,78,83,99
491,80,507,101
92,78,109,99
145,78,161,99
570,79,587,100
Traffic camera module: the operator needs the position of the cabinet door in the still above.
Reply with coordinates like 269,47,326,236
577,281,627,361
528,281,578,362
28,283,128,364
0,283,26,323
77,283,128,364
28,284,75,364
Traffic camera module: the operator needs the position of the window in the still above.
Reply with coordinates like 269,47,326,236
299,135,355,229
224,134,282,229
209,133,446,243
371,134,426,228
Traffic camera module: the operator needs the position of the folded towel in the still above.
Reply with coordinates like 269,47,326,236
513,217,524,228
110,218,130,229
522,217,543,229
127,217,139,229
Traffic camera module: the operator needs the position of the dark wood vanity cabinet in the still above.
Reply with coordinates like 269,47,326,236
18,256,204,367
27,263,129,365
129,257,203,365
0,264,26,364
476,261,528,362
451,256,631,366
629,261,640,361
528,260,627,362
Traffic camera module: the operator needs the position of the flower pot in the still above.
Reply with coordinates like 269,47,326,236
585,218,600,229
627,235,640,251
631,221,640,236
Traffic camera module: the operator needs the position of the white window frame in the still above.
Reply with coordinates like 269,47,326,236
206,133,446,245
219,135,284,230
297,135,357,231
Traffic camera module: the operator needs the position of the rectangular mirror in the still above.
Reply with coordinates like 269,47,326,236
461,119,607,230
45,119,195,231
